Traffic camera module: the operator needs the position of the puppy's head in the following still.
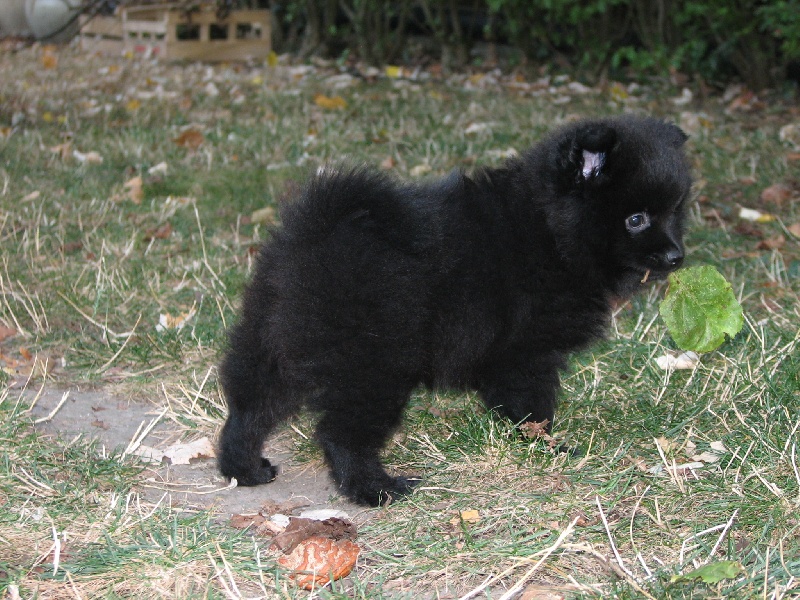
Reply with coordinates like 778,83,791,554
543,116,692,297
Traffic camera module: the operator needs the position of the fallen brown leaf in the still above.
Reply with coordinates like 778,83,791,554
73,150,104,165
123,176,143,204
520,587,565,600
162,436,215,464
314,94,347,110
760,183,793,207
230,513,266,530
251,206,277,225
271,517,357,553
450,509,480,527
260,498,312,517
173,129,205,150
40,48,58,70
519,420,550,439
143,222,172,241
49,142,72,160
756,235,785,251
156,306,196,332
0,325,16,343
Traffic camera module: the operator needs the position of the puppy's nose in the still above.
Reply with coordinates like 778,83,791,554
663,248,684,270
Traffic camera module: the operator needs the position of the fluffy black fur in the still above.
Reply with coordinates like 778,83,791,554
218,115,692,506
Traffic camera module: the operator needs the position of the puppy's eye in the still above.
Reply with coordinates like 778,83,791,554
625,212,651,233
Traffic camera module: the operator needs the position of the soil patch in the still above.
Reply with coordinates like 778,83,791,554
24,386,364,518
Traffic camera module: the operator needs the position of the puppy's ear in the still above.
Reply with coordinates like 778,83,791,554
663,122,689,147
573,124,617,182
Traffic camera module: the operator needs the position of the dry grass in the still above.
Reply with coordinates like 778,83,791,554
1,42,799,598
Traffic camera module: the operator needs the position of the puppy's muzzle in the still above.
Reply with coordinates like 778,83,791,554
650,247,684,272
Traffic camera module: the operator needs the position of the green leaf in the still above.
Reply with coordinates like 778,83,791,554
670,560,744,584
659,265,744,353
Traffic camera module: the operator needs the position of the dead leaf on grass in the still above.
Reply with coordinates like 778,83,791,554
271,517,357,553
0,348,60,381
464,122,491,135
143,222,172,241
260,498,313,516
779,122,800,148
229,513,266,530
410,164,431,177
519,420,550,439
788,223,800,238
519,588,565,600
123,176,143,204
756,235,785,251
520,419,562,449
656,350,700,370
314,94,347,110
385,65,403,78
450,509,481,526
40,47,58,70
692,451,722,463
687,438,727,464
162,436,215,465
73,150,104,165
148,161,168,176
49,142,72,160
251,206,277,225
156,306,196,332
655,436,678,454
760,183,793,207
172,129,205,150
0,325,17,343
570,511,594,527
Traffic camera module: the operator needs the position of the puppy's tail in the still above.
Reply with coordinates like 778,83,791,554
279,167,428,250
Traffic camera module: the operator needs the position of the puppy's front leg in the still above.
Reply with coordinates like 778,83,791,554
478,351,566,430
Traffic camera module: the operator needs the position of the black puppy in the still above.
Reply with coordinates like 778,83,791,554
218,115,692,506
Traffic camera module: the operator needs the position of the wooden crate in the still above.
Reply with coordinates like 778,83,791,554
81,4,270,61
123,5,271,61
79,13,124,55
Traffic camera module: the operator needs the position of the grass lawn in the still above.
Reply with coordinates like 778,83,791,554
1,44,799,598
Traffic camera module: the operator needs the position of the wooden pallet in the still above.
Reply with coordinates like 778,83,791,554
79,13,124,55
81,4,270,62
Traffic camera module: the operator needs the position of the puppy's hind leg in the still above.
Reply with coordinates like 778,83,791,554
314,387,418,506
218,324,297,486
479,351,565,432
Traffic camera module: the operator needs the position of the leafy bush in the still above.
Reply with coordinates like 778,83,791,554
266,0,798,87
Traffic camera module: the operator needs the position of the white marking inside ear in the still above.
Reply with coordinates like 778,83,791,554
582,150,605,179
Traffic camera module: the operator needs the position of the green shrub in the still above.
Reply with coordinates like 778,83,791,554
266,0,797,88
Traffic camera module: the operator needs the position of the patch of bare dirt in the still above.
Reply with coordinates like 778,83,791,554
24,386,363,517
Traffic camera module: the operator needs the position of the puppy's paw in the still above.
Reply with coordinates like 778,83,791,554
343,474,422,507
225,458,278,487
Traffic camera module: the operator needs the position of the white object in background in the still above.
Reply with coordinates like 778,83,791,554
24,0,82,42
0,0,31,37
